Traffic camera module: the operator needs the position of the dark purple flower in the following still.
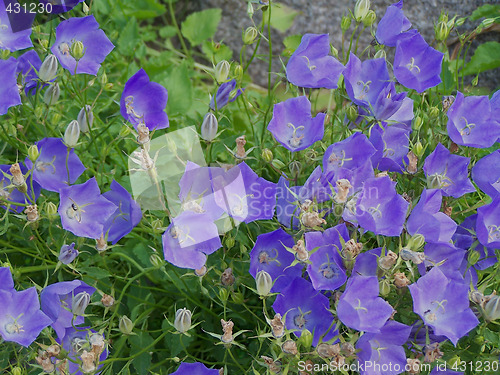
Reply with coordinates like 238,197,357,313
363,82,408,121
305,224,349,291
394,32,443,93
423,143,475,198
477,196,500,248
375,0,417,47
356,320,412,375
267,96,325,152
40,280,96,340
162,211,222,269
286,33,344,89
0,163,41,213
0,267,14,289
272,277,337,346
369,123,410,173
408,267,479,345
344,53,390,108
102,180,142,244
51,15,114,75
472,150,500,198
17,50,42,95
120,69,169,131
447,92,500,148
58,242,79,264
337,276,394,333
209,79,243,110
0,1,33,51
171,362,219,375
25,138,86,193
276,176,301,229
0,287,53,347
58,177,117,239
407,189,457,243
299,166,334,203
0,57,21,115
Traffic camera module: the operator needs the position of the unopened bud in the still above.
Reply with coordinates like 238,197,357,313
379,278,391,296
413,115,423,131
247,2,254,18
471,75,479,87
77,105,93,132
150,253,163,268
484,295,500,322
297,329,313,349
70,41,85,61
39,54,58,82
468,250,480,266
64,120,80,147
374,49,386,59
243,26,258,44
99,72,108,86
435,21,448,41
354,0,371,22
261,148,273,163
428,107,439,119
101,294,115,307
201,112,218,142
289,160,301,176
43,83,60,105
58,242,78,264
225,235,235,249
363,10,376,26
256,270,273,297
45,202,58,219
407,234,425,252
174,308,192,333
456,17,466,27
119,315,134,335
214,60,230,83
72,291,91,316
234,64,243,81
346,105,358,122
28,145,39,162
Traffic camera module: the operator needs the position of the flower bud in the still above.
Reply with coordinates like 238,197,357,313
77,105,93,133
119,315,134,335
379,278,391,296
150,253,163,268
354,0,370,22
214,60,230,83
428,107,440,119
45,202,58,219
70,41,85,61
435,21,448,41
247,2,254,18
99,72,108,85
346,105,358,122
174,308,192,333
456,17,466,27
43,83,60,105
225,235,235,249
413,115,423,131
255,270,273,297
363,10,376,27
407,234,425,252
484,295,500,322
471,75,479,87
467,250,480,266
261,148,273,163
72,291,91,316
201,112,218,142
64,120,80,148
28,144,39,162
0,50,9,59
297,329,313,349
243,26,258,44
289,160,301,176
39,54,58,82
373,49,386,59
58,242,79,264
234,64,243,81
271,159,285,170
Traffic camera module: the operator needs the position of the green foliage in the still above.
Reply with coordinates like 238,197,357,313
462,41,500,76
181,8,222,46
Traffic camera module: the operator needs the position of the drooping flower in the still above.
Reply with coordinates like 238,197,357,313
0,1,33,51
209,79,243,110
249,228,301,293
0,287,53,347
120,69,169,131
58,177,117,239
407,189,457,243
170,362,219,375
476,196,500,249
408,267,479,345
369,123,410,173
356,320,412,375
0,267,14,289
162,211,222,269
375,0,416,47
40,280,96,340
16,50,42,95
51,15,114,75
0,57,21,115
393,32,443,93
267,96,325,152
472,150,500,198
447,91,500,148
276,176,301,229
102,180,142,244
0,163,41,213
423,143,475,198
272,277,337,346
337,276,394,333
286,33,344,89
305,224,349,291
58,243,79,265
25,137,86,193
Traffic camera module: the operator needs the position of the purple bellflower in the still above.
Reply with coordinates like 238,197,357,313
249,228,301,293
162,211,222,270
408,267,479,345
120,69,169,131
51,15,114,75
286,33,344,89
272,277,337,346
102,180,142,244
0,57,22,115
0,1,33,51
299,166,334,204
352,248,383,278
447,92,500,148
369,123,410,173
267,96,325,152
356,320,412,375
276,176,302,229
17,50,42,95
171,362,219,375
58,177,117,239
40,280,96,341
418,242,465,280
0,267,14,289
25,137,86,193
58,242,79,265
0,287,52,347
394,32,443,93
423,143,475,198
0,163,41,213
476,196,500,249
385,96,414,131
375,0,416,47
407,189,457,243
472,150,500,198
305,224,349,291
361,81,408,121
209,79,243,110
337,276,394,333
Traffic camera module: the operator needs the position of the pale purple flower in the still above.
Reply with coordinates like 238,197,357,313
0,57,21,115
0,1,33,51
209,79,243,110
472,150,500,198
375,0,416,47
476,196,500,249
352,248,382,278
17,50,42,95
171,362,219,375
362,82,408,121
0,267,14,289
418,243,466,279
58,243,79,264
369,123,410,173
299,166,334,203
51,15,114,75
286,33,344,89
120,69,169,130
267,96,325,152
276,176,301,229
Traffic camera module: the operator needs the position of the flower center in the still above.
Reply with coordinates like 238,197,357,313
354,298,368,313
5,320,24,335
35,155,57,174
318,253,340,279
488,225,500,241
356,80,372,100
302,55,317,71
293,308,311,329
368,204,382,218
459,117,476,136
124,96,144,122
66,198,84,223
406,57,421,73
58,42,71,56
287,123,305,148
258,249,281,266
427,173,453,189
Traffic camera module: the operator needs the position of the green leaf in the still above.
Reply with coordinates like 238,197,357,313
160,61,193,114
268,4,299,33
129,332,154,375
201,41,234,64
181,8,222,46
282,34,302,56
120,0,166,19
118,17,140,57
470,4,500,21
462,41,500,76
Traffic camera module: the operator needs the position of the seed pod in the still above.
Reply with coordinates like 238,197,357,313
39,54,58,82
174,308,192,333
101,294,115,307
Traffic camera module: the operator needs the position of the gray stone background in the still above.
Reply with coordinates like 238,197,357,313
180,0,500,90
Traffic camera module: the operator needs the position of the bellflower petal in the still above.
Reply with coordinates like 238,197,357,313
375,0,416,47
0,57,21,115
472,150,500,198
17,50,42,95
477,196,500,248
0,1,33,51
171,362,219,375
